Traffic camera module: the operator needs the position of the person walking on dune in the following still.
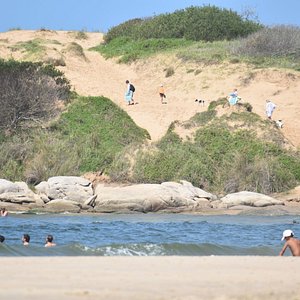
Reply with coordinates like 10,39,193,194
265,100,276,120
159,84,167,104
279,229,300,256
125,80,135,105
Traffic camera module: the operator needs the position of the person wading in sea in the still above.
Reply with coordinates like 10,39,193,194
279,229,300,256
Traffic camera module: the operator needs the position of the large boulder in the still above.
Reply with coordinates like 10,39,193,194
220,191,284,208
0,179,44,206
43,199,81,213
0,179,21,194
35,176,94,205
94,181,216,213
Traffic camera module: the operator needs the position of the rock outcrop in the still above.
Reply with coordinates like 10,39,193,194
0,178,291,214
94,180,216,213
35,176,94,205
0,179,44,211
219,191,284,208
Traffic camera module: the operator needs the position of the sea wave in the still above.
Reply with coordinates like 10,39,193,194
0,242,279,257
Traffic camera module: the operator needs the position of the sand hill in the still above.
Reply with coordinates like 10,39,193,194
1,30,300,148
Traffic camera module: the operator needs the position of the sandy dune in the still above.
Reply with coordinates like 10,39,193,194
1,30,300,147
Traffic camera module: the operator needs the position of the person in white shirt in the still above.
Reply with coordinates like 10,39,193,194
265,100,276,119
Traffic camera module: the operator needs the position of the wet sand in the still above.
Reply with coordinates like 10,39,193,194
0,256,299,299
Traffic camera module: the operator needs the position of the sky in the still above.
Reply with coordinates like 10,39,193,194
1,0,300,33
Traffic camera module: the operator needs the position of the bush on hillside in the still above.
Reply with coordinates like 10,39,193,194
129,127,300,194
104,5,262,43
0,59,71,131
0,96,149,183
110,110,300,194
232,25,300,57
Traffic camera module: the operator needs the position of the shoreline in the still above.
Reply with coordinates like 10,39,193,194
6,203,300,217
0,256,299,299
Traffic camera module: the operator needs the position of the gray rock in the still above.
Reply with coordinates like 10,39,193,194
35,176,93,204
0,179,21,193
220,191,284,208
44,199,81,213
0,179,44,206
94,181,216,213
0,201,31,212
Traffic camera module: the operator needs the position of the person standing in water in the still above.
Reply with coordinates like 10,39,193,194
279,229,300,256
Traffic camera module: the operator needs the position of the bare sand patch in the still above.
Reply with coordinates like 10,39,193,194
0,256,299,300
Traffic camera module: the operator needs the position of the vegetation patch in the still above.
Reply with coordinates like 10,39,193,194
92,37,193,63
104,6,261,43
69,30,89,40
63,42,87,60
10,38,46,59
110,109,300,194
0,94,149,183
0,59,70,131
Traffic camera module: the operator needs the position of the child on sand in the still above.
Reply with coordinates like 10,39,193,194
279,229,300,256
45,235,56,247
159,84,167,104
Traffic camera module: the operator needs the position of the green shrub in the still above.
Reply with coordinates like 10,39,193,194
186,110,217,127
63,42,87,60
129,116,300,193
104,5,262,43
51,96,149,173
165,66,175,77
208,98,228,110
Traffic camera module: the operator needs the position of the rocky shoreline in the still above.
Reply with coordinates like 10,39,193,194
1,176,300,215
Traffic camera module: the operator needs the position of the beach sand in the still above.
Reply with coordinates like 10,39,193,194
0,256,299,299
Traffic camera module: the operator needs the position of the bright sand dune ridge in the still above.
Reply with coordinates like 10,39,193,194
0,257,299,300
1,30,300,146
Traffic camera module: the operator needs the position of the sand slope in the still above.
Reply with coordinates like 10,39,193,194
1,30,300,147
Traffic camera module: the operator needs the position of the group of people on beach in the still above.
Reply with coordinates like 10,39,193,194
0,233,56,247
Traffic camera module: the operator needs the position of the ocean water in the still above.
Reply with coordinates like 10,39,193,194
0,213,299,256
